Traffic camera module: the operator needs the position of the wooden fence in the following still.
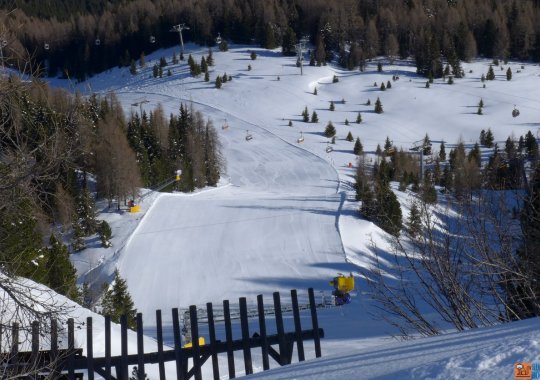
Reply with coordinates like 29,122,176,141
0,288,324,379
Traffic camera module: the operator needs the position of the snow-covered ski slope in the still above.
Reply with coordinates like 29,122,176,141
58,44,540,378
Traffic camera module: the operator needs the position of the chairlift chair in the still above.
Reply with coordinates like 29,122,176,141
44,43,50,50
95,38,101,46
512,106,520,117
245,130,253,141
326,145,333,153
216,33,222,45
297,132,304,143
150,36,156,44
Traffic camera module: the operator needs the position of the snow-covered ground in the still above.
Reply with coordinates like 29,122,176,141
47,44,540,378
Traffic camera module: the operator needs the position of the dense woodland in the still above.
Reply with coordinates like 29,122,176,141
1,1,540,80
0,74,223,304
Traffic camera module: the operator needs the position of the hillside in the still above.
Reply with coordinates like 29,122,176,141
40,42,540,378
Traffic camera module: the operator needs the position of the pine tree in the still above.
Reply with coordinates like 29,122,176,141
480,129,486,145
152,64,158,78
356,112,362,124
71,221,86,251
46,234,79,301
380,82,386,91
374,97,383,114
313,87,317,95
377,62,382,72
384,136,393,153
248,64,252,71
375,144,382,156
423,134,432,155
479,98,484,108
250,51,257,60
506,67,512,81
302,107,309,122
215,76,222,89
329,101,335,111
200,56,208,73
387,80,392,89
101,269,137,329
311,111,318,123
77,188,97,236
206,49,214,66
167,69,172,77
324,121,336,137
485,128,495,148
486,65,495,80
439,142,446,161
222,73,228,83
204,70,209,82
353,137,363,155
477,106,483,115
346,131,353,141
129,60,137,75
407,202,422,238
345,119,349,125
366,99,371,106
98,220,112,248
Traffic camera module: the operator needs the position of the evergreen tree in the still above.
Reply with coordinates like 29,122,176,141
479,98,484,108
76,188,97,236
525,131,539,159
366,99,371,106
98,220,112,248
375,144,382,156
345,119,349,126
215,76,222,89
425,81,430,88
374,97,383,114
129,60,137,75
172,52,178,64
324,122,336,137
200,56,208,73
422,134,432,155
486,64,495,80
71,221,86,251
506,67,512,80
46,234,79,301
250,51,257,60
152,64,158,78
377,62,382,72
439,141,446,161
346,131,353,142
407,202,422,238
356,112,362,124
311,111,318,123
204,70,209,82
380,82,386,91
384,137,393,153
281,27,297,56
477,106,483,115
387,80,392,89
302,107,309,122
374,182,402,236
329,101,335,111
313,87,317,95
101,269,137,329
206,49,214,66
485,128,495,148
354,137,363,155
480,129,486,145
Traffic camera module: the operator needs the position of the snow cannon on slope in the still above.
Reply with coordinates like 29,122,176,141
329,273,355,306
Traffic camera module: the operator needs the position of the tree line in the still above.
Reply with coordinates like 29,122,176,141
1,1,540,80
356,131,540,336
0,74,223,308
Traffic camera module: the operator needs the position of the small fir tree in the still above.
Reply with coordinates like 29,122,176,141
329,101,335,111
479,98,484,108
346,131,353,141
356,112,362,124
407,202,422,238
375,144,382,156
506,67,512,81
387,80,392,89
380,82,386,91
98,220,112,248
366,99,371,106
46,234,80,301
302,107,309,122
313,87,317,95
311,111,319,123
215,76,222,89
353,137,363,155
101,269,137,329
477,106,483,115
374,97,383,114
345,119,349,126
129,60,137,75
250,51,257,60
486,65,495,80
206,49,214,66
439,142,446,161
324,121,336,137
485,128,494,148
248,64,252,71
152,64,158,78
377,62,382,72
288,120,293,127
204,70,209,82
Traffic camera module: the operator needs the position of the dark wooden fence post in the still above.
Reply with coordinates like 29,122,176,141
120,315,129,380
189,305,202,380
206,302,220,380
291,289,305,362
67,318,75,380
223,300,235,378
87,317,94,380
136,313,145,379
156,310,166,380
239,297,253,375
273,292,287,365
11,322,19,368
105,316,112,380
256,295,270,370
50,319,59,378
31,321,39,367
308,288,322,358
172,308,186,380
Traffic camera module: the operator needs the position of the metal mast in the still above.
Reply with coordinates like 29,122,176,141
170,23,190,55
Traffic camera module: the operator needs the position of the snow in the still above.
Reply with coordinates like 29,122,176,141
43,44,540,378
